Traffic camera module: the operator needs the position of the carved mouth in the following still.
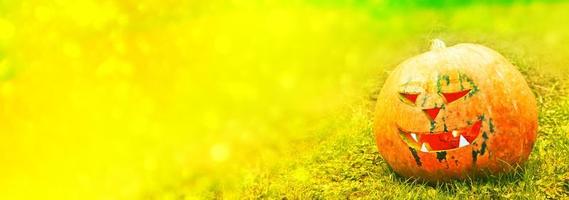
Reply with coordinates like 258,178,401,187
398,120,482,152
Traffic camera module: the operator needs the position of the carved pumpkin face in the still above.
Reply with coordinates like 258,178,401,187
374,40,537,182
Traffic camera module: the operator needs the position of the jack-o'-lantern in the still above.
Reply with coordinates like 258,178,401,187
374,39,537,182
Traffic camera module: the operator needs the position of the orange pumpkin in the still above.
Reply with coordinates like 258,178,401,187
374,39,537,182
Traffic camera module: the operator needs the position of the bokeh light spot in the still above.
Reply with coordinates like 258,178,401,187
210,144,230,162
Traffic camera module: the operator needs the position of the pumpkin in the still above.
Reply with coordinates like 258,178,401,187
373,39,537,182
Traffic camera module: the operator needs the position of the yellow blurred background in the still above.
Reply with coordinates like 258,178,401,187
0,1,379,199
1,0,569,199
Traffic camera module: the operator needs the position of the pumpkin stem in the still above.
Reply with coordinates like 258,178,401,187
430,39,446,50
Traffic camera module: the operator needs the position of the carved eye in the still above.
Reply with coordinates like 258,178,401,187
442,89,471,103
400,93,419,104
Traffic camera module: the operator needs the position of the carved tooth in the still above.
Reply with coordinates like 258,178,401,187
420,143,428,152
452,130,459,137
410,133,418,142
459,135,470,147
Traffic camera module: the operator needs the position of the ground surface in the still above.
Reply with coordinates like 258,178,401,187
242,66,569,199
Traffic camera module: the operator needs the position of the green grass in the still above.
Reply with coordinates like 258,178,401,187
241,65,569,199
